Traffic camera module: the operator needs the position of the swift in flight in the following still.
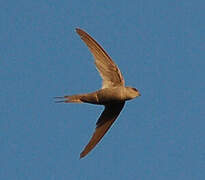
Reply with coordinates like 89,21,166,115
55,28,141,158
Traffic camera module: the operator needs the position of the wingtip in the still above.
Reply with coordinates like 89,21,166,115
79,151,86,159
76,28,87,37
76,28,82,33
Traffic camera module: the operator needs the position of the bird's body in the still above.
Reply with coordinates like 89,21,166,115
56,28,141,158
60,86,139,105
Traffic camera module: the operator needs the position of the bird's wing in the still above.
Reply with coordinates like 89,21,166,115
76,28,125,89
80,102,125,158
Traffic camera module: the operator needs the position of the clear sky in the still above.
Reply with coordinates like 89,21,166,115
1,0,204,179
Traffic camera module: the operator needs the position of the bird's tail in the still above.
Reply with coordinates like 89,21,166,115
54,94,84,103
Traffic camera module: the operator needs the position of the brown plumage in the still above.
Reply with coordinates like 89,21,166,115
55,28,141,158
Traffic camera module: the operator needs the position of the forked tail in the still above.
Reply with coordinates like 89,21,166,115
54,94,84,103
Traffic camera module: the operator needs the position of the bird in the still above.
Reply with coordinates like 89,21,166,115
55,28,141,158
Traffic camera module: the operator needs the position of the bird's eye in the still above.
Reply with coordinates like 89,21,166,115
132,88,138,92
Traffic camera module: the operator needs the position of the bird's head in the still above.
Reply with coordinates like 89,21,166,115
125,87,141,100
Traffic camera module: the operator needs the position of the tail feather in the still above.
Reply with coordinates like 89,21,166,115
54,95,84,103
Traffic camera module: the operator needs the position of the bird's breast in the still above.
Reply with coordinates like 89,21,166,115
96,87,125,104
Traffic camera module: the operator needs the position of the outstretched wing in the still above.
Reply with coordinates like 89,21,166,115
76,28,125,89
80,102,125,158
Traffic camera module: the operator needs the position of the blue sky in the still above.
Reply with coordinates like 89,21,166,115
1,0,204,179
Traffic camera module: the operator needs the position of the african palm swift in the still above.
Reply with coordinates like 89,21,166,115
55,28,141,158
